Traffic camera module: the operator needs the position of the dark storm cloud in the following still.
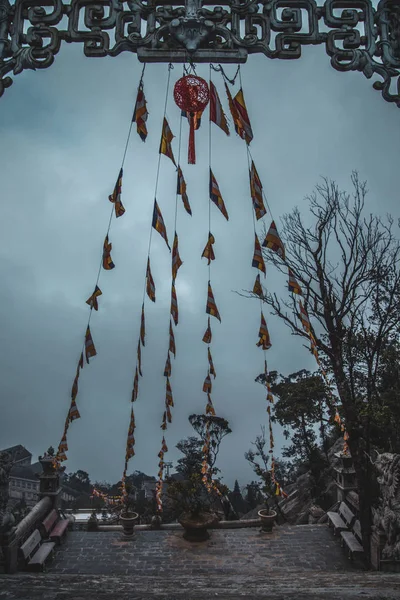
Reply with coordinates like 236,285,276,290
0,33,399,489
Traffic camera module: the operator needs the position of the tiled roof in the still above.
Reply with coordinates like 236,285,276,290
1,444,32,462
10,464,40,481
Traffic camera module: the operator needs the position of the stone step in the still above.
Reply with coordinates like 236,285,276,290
1,572,400,600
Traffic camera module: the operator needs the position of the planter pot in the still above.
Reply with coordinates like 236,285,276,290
258,509,277,533
179,512,218,542
119,512,139,539
87,517,98,532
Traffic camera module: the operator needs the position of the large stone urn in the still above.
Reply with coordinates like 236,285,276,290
258,509,277,533
178,511,218,542
119,512,139,539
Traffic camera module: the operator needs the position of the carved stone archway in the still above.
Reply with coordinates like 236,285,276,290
0,1,399,103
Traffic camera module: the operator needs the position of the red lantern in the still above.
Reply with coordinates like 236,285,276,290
174,75,210,165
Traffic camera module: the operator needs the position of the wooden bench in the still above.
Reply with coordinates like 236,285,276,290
341,519,364,561
41,509,69,545
327,501,356,535
19,529,55,572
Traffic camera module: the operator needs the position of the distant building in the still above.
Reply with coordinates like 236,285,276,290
1,444,77,508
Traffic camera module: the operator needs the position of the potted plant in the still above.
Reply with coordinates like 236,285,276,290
167,473,220,542
119,484,139,538
87,509,99,531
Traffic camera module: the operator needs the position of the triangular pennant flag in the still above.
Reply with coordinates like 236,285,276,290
262,221,285,260
206,281,221,322
85,326,97,364
288,268,303,295
162,437,168,453
86,285,102,311
203,372,212,394
209,170,229,221
103,235,115,270
233,88,253,145
171,281,179,326
78,352,84,370
177,167,192,216
140,303,146,346
299,301,311,333
58,433,68,454
131,367,139,402
206,393,216,416
252,233,266,274
137,340,143,377
164,351,171,377
210,81,230,136
201,231,215,265
146,257,156,302
57,451,68,462
249,161,267,220
253,274,263,297
133,84,148,142
208,347,216,378
69,398,81,422
166,377,174,407
166,405,172,424
225,82,241,134
169,320,176,357
159,117,176,166
256,313,272,350
202,316,212,344
108,168,125,218
152,200,170,250
71,372,79,401
172,233,183,281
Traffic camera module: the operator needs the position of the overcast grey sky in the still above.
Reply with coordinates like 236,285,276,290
1,30,399,489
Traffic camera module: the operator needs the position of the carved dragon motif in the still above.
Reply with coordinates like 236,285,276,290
374,453,400,560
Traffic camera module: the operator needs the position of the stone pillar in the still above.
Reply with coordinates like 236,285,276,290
370,526,386,571
333,452,357,503
38,452,63,509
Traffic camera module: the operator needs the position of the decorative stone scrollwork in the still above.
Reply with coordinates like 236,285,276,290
0,0,400,107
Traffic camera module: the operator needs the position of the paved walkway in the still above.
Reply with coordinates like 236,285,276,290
49,524,359,575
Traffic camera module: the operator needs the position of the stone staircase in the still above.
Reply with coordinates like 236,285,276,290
0,572,399,599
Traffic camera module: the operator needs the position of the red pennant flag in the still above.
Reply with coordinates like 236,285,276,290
133,84,148,142
206,281,221,322
210,170,229,221
172,233,183,281
103,235,115,270
210,81,230,136
86,285,102,311
71,372,79,401
161,412,167,430
206,393,216,416
146,258,156,302
262,221,285,260
58,433,68,454
177,167,192,216
152,200,170,251
166,405,172,424
252,233,266,275
299,301,311,333
108,168,125,218
85,326,97,364
202,317,212,344
171,281,179,326
169,320,176,357
162,437,168,453
201,232,215,265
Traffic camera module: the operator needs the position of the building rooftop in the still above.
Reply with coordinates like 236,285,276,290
0,445,31,463
9,465,39,481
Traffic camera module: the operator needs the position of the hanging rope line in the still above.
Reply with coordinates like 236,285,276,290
53,71,142,470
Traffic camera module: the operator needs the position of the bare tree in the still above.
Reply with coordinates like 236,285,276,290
246,172,400,563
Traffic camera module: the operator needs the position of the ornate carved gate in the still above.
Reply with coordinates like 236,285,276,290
0,1,399,103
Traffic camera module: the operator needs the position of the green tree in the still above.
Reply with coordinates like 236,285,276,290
188,414,232,475
175,436,204,478
249,173,400,562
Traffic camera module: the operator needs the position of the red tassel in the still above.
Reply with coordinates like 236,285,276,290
188,114,196,165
